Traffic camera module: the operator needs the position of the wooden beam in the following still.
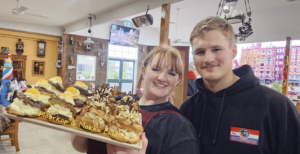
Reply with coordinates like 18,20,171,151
282,37,291,96
61,34,67,88
159,4,171,45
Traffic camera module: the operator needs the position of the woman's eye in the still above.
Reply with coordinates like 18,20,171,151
196,50,205,54
213,49,221,52
152,68,159,71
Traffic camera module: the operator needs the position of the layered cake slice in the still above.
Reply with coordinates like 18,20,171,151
108,95,143,144
47,92,76,125
7,88,46,117
48,76,65,95
64,87,84,115
33,79,56,107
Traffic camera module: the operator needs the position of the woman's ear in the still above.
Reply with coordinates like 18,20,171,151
176,75,182,86
142,66,146,77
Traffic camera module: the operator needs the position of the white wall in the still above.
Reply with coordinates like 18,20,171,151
69,20,160,46
0,19,62,36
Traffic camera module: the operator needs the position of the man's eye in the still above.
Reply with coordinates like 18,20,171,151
168,73,176,76
213,49,221,52
152,68,159,71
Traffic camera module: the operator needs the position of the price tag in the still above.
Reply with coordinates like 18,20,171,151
68,65,76,69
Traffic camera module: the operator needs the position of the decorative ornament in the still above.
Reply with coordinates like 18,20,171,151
101,58,105,67
16,39,24,55
70,36,74,45
70,56,74,64
1,47,9,54
101,42,104,49
82,15,95,53
37,40,46,57
74,47,77,53
69,72,72,82
98,50,101,56
79,41,82,47
216,0,253,41
0,54,13,106
142,46,146,53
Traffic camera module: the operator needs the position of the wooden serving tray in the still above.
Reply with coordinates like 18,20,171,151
5,112,142,150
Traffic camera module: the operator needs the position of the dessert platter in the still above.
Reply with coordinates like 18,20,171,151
4,77,143,149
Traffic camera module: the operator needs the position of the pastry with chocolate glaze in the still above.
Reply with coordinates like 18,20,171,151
108,94,143,144
7,88,46,117
64,87,84,115
47,92,76,125
48,76,65,95
33,79,56,107
72,81,91,101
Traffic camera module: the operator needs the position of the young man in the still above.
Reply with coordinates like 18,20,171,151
180,16,300,154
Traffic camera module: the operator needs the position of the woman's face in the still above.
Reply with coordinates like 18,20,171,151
142,54,181,100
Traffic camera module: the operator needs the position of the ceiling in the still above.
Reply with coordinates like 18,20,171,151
0,0,136,26
1,0,300,45
122,0,300,45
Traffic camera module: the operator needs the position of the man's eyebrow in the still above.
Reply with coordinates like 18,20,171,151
211,45,223,48
193,48,205,52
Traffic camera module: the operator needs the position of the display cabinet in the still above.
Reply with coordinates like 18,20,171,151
0,54,27,81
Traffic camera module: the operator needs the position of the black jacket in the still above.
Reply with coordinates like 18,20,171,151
180,65,300,154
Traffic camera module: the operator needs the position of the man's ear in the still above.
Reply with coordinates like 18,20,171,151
176,75,182,86
232,44,237,59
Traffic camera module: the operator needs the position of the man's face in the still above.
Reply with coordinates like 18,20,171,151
192,30,237,82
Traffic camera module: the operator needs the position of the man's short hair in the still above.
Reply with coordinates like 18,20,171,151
190,16,237,46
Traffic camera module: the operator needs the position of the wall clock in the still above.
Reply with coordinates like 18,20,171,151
37,40,46,57
16,39,24,55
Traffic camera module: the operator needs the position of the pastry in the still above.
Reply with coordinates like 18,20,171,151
72,81,91,102
47,92,76,125
64,87,84,115
108,95,143,144
33,79,55,107
7,88,46,117
48,76,65,95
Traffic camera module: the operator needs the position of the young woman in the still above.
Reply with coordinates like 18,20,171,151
71,45,199,154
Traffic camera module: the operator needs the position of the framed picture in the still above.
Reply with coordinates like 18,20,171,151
32,60,45,76
37,41,46,57
1,47,9,54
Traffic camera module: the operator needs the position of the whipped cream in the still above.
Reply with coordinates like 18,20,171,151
47,104,73,118
10,98,41,115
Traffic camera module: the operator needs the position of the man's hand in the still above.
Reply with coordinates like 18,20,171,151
107,133,148,154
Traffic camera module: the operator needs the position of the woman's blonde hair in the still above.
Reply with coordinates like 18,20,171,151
136,45,183,95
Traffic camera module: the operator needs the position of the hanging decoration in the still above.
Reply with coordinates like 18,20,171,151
216,0,253,41
70,36,74,45
82,14,96,53
101,58,105,67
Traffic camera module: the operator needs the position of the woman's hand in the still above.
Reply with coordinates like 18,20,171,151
107,133,148,154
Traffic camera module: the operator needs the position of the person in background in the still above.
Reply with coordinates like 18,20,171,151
180,16,300,154
71,45,199,154
187,62,199,98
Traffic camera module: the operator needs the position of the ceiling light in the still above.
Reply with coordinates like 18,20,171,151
132,5,153,28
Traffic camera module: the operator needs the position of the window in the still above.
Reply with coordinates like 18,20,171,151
297,68,300,72
298,61,300,65
297,55,300,59
291,61,295,65
108,44,137,59
267,58,271,65
266,68,270,76
292,48,296,52
282,49,285,53
290,68,294,72
268,51,271,55
297,75,300,80
76,55,96,81
279,61,283,65
292,55,296,59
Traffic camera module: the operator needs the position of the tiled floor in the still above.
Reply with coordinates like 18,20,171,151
0,121,82,154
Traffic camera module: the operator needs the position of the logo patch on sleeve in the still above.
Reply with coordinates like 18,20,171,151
230,127,259,145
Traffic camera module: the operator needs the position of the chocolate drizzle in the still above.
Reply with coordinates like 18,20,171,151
16,92,45,108
35,87,56,95
74,99,84,107
73,86,91,96
52,114,69,120
48,81,65,92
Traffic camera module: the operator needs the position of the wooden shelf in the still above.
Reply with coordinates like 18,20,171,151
0,54,27,80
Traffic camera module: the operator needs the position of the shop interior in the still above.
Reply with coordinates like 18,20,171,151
0,0,300,153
